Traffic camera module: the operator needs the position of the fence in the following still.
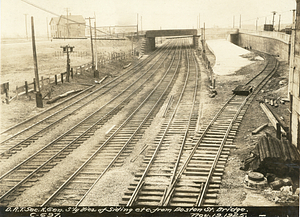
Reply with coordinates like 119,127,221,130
1,49,139,104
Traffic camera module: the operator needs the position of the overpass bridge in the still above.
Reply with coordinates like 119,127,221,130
144,29,199,53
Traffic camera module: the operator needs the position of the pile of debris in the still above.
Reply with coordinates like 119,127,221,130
241,133,300,204
241,133,300,175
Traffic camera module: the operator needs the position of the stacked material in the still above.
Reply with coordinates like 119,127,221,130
242,133,300,177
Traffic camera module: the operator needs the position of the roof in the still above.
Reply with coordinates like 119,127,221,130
49,17,59,25
58,15,85,25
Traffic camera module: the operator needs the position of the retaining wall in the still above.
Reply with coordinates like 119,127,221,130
232,31,291,61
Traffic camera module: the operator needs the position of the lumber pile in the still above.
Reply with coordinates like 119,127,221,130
242,133,300,177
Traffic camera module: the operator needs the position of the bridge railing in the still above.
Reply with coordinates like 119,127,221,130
239,29,290,44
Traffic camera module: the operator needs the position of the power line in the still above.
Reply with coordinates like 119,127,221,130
21,0,116,37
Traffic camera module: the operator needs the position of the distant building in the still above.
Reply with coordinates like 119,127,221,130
289,1,300,148
49,17,59,38
49,15,86,38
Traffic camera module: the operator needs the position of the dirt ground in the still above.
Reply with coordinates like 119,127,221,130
0,39,298,207
1,37,139,95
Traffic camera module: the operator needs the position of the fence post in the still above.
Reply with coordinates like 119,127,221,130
55,75,58,85
41,76,44,90
61,73,64,83
33,78,36,92
71,68,73,79
4,83,9,104
25,81,28,95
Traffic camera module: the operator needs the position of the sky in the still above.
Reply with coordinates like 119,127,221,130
1,0,297,38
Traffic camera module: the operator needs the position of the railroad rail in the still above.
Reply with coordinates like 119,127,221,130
0,40,172,159
0,39,183,206
120,53,278,206
163,54,278,206
39,39,184,206
121,42,200,206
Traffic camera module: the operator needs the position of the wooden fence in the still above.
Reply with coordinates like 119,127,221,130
1,49,138,103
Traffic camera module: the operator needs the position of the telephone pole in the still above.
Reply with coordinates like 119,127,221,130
278,14,281,31
233,16,235,28
46,17,49,40
137,13,139,40
31,16,43,108
272,11,277,31
86,17,95,73
94,15,99,78
24,14,28,40
65,8,70,37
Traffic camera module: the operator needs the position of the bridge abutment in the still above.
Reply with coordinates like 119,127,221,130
144,37,156,54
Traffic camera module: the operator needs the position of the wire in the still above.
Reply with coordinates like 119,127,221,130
21,0,131,38
236,9,295,24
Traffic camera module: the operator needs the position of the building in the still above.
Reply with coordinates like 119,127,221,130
289,1,300,147
49,17,59,38
49,15,86,38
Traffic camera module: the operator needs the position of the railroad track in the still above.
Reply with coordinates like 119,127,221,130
121,42,200,206
0,41,173,159
38,39,184,206
0,40,182,206
121,53,278,206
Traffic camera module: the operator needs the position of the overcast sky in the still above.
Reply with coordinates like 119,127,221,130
1,0,297,37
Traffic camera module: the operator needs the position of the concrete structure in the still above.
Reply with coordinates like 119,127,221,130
50,15,86,38
233,30,290,61
144,29,198,53
288,0,300,147
203,27,298,147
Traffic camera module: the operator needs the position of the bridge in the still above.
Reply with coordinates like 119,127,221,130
144,29,199,53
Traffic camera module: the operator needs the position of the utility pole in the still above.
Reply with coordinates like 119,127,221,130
278,14,281,31
24,14,28,40
137,13,139,40
141,16,142,31
31,16,43,108
65,8,70,37
201,22,206,53
60,45,74,82
199,13,200,29
86,17,95,73
46,17,49,40
233,16,235,28
256,18,258,31
239,14,241,29
94,16,99,78
272,11,277,31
